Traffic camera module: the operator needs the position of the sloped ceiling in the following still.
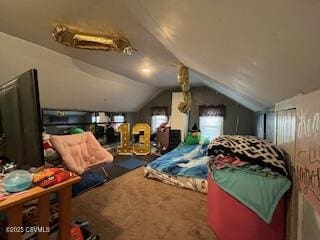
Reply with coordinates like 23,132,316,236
0,32,158,112
1,0,320,111
0,0,189,87
127,0,320,111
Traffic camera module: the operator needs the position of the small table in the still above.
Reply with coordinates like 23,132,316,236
0,176,81,240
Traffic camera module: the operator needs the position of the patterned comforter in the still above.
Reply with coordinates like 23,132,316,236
144,144,210,193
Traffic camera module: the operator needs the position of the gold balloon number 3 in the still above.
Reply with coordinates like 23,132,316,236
118,123,151,155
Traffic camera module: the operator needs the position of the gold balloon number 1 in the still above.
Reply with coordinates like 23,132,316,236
118,123,151,155
118,123,132,155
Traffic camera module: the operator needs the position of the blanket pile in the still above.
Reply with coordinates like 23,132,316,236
208,135,291,223
208,135,287,176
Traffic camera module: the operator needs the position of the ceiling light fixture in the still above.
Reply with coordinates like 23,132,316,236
52,25,136,56
141,68,151,73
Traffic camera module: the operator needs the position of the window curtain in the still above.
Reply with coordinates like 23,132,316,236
199,105,225,117
151,106,168,116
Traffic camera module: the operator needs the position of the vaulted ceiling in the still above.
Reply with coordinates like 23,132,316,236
1,0,320,111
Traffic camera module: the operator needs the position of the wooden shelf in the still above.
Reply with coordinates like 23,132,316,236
0,175,81,240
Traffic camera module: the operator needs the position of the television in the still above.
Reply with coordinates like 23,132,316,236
0,69,44,169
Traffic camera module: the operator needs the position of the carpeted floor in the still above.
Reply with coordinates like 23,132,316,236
91,154,158,182
72,167,217,240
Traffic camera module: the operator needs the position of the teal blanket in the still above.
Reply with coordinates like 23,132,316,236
211,166,291,223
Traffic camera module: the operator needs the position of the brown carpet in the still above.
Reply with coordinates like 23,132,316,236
72,167,217,240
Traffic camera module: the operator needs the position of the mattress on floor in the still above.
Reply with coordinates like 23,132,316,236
144,166,208,193
144,144,210,193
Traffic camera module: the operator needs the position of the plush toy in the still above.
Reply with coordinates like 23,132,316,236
43,133,56,157
184,123,209,145
69,127,85,134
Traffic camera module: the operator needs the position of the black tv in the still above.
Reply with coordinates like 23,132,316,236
0,69,44,169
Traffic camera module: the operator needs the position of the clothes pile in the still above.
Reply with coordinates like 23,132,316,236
207,135,291,223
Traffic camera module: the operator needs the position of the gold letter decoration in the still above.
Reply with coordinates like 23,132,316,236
132,123,151,155
177,65,192,113
117,123,151,155
118,123,132,155
52,25,136,55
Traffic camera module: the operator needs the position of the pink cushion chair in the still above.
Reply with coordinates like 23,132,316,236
50,132,113,175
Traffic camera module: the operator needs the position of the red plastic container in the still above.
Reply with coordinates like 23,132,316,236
207,176,286,240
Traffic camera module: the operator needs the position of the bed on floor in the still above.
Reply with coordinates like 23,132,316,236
144,144,210,193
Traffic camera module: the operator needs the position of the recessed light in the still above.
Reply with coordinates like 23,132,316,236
141,68,151,73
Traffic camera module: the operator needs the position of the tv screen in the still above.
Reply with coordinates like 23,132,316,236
0,69,44,169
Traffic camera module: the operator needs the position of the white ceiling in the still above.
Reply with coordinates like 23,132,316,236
1,0,320,111
0,0,201,87
127,0,320,110
0,32,158,112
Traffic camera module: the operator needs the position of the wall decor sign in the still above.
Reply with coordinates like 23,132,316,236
295,90,320,214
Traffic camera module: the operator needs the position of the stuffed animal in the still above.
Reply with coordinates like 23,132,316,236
184,123,209,145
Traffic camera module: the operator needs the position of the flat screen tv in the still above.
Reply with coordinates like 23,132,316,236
0,69,44,169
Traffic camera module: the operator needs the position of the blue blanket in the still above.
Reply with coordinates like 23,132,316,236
148,144,210,179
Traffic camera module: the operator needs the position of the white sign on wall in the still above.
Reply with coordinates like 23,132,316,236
295,90,320,214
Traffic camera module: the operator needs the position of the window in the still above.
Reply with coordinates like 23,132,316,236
113,115,125,129
199,105,225,140
256,112,265,139
152,115,168,132
151,106,168,132
199,116,223,140
91,113,98,123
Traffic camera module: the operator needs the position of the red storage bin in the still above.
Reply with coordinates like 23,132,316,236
208,176,286,240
